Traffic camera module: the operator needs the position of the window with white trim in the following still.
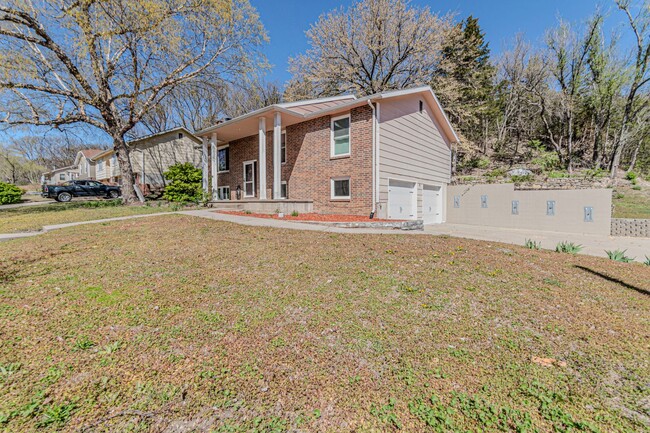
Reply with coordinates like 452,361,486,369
97,160,104,171
217,186,230,200
217,145,229,172
59,173,65,181
281,131,286,164
331,177,350,199
280,181,287,199
331,114,350,157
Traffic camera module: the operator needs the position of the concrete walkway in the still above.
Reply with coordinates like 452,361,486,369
425,223,650,262
0,200,56,209
2,209,648,262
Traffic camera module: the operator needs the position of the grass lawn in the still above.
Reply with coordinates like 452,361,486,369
0,201,180,233
0,215,648,432
612,185,650,219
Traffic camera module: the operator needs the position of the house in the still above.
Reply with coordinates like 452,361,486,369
197,86,459,223
45,128,201,193
74,149,104,180
92,127,202,193
42,165,79,184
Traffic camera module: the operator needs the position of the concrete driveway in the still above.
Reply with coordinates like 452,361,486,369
425,223,650,262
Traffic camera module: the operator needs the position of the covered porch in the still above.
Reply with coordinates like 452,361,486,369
200,109,298,203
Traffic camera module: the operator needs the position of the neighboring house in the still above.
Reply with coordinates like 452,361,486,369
42,165,79,184
129,127,202,192
93,127,202,193
197,86,459,223
44,128,201,193
74,149,104,180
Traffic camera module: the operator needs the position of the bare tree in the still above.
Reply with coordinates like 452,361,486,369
286,0,452,98
0,0,266,203
610,0,650,177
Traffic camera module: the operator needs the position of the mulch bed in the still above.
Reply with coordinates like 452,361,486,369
216,210,399,222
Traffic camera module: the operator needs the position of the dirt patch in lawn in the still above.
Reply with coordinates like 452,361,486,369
0,214,648,432
216,210,400,222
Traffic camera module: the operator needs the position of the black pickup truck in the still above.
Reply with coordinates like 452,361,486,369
42,180,121,202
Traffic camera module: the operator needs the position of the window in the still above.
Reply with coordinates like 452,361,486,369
419,100,424,113
178,132,184,139
331,114,351,157
281,131,286,164
59,174,66,181
98,160,104,171
217,186,230,200
281,181,287,199
218,146,229,172
331,177,350,199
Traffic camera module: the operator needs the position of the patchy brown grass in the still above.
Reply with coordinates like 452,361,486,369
612,185,650,219
0,215,648,432
0,202,177,233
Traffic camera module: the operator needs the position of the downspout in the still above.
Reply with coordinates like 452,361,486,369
367,100,376,217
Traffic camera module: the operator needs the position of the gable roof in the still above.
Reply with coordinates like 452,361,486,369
197,86,459,146
128,127,201,146
79,149,104,160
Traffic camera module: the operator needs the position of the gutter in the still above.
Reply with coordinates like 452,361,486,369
367,100,377,216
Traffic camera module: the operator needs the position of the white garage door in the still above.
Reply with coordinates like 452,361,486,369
422,185,442,224
388,180,416,219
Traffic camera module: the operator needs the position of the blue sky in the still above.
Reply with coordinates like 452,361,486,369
250,0,630,85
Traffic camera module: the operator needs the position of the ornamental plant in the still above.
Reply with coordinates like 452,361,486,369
0,182,23,205
162,163,202,203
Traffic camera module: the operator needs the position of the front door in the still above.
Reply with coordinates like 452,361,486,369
243,160,256,198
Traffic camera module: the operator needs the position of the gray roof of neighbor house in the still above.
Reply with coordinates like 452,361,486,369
197,86,460,146
127,127,201,145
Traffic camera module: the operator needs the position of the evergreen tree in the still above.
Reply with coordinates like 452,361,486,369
432,16,496,153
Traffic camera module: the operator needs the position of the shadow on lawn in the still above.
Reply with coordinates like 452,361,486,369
575,265,649,297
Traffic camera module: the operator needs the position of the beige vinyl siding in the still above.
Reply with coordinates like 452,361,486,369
95,156,110,181
131,133,201,186
378,95,451,219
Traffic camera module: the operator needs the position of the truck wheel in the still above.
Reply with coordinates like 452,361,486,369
57,192,72,202
108,190,120,199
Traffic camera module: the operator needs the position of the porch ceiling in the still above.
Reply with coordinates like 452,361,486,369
206,110,304,144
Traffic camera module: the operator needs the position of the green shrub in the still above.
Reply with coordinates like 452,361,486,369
511,174,533,183
532,152,560,171
291,210,299,217
524,239,541,250
547,170,569,178
162,163,202,203
606,249,635,263
555,241,583,254
583,168,607,179
486,168,507,178
0,182,23,205
625,171,637,181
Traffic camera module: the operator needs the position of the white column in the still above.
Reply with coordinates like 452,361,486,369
211,132,218,199
258,117,267,199
273,112,282,199
201,136,209,194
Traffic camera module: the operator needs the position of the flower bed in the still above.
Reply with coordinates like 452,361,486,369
216,210,400,222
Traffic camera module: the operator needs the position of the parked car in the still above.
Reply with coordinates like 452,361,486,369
42,180,121,202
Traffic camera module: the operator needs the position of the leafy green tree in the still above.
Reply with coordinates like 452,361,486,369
162,163,202,203
0,182,23,205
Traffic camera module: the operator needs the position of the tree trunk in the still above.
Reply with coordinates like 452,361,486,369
113,135,144,204
627,140,641,173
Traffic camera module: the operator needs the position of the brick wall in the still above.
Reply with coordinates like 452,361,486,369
214,105,374,215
